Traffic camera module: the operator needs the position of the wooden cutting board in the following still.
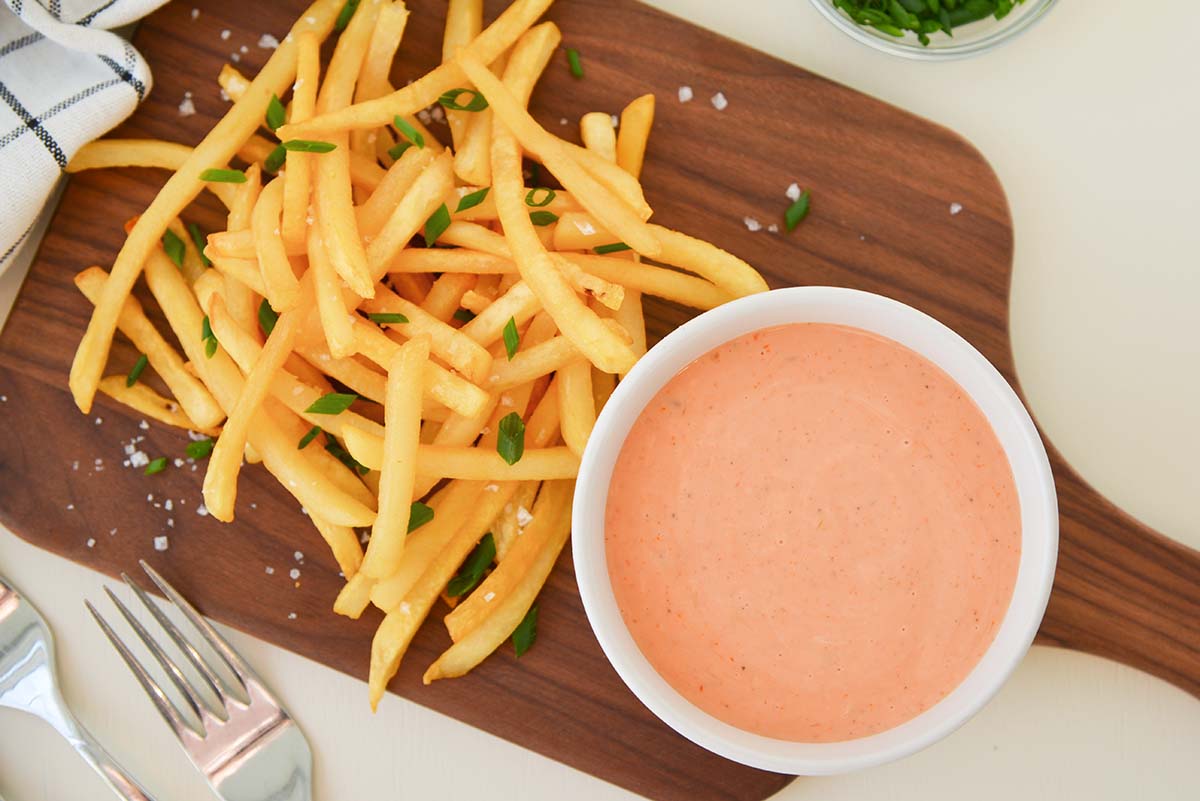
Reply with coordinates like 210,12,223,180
1,1,1197,799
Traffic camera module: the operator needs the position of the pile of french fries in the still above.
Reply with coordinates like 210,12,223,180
66,0,768,708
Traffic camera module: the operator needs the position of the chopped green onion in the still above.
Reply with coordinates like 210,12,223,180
368,312,409,324
512,604,539,656
438,88,488,112
525,187,556,208
593,242,631,255
265,94,286,131
393,115,425,149
408,501,434,533
258,299,278,336
334,0,360,31
162,229,185,268
264,144,287,173
144,456,168,476
528,162,541,187
201,315,218,358
831,0,1020,44
126,354,149,387
784,190,811,232
453,308,476,323
497,412,525,465
529,211,558,227
446,533,496,596
456,186,490,213
424,203,452,245
282,139,337,153
387,142,412,160
186,439,214,459
566,48,583,79
502,317,520,361
186,222,212,267
298,426,321,450
199,168,247,183
305,392,358,415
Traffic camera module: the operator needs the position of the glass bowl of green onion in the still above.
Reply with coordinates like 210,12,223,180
811,0,1057,59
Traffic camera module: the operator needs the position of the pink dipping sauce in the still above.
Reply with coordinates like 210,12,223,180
605,323,1021,742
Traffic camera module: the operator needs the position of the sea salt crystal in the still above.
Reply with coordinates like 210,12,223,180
574,219,596,236
220,88,231,102
72,460,79,471
197,504,209,517
484,591,495,603
154,536,169,551
164,499,173,511
220,29,231,40
258,33,280,49
559,117,568,126
86,538,96,548
767,224,780,233
66,503,75,510
294,551,304,562
231,53,240,63
484,483,500,493
399,602,412,615
430,105,445,123
187,430,208,441
178,92,195,117
265,566,275,575
239,45,249,54
250,503,257,509
174,458,184,468
147,494,154,502
287,612,297,620
786,183,801,202
139,420,150,430
743,217,762,232
950,202,963,215
678,85,693,103
95,417,103,425
190,8,199,20
166,518,174,528
610,114,619,127
124,443,136,456
130,451,149,468
516,506,534,527
289,568,301,580
711,92,728,111
109,528,117,536
417,109,432,125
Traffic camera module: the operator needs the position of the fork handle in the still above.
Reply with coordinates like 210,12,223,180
54,711,157,801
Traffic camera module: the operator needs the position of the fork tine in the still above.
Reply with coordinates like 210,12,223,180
86,600,202,740
104,585,211,725
139,561,254,704
121,571,233,718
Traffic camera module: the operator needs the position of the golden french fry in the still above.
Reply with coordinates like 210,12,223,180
280,0,554,142
366,151,455,278
210,255,268,297
360,336,430,579
424,483,572,681
351,2,411,156
356,146,438,237
448,184,581,223
556,358,595,457
97,377,218,435
492,480,539,560
486,333,573,392
421,273,477,322
498,21,559,106
311,514,365,580
443,479,570,642
561,141,652,219
550,253,623,311
651,224,769,298
442,0,483,153
458,280,541,348
613,289,647,368
346,432,579,479
334,571,375,619
281,32,322,252
580,112,617,162
295,343,387,403
253,177,302,311
74,267,225,429
221,164,263,335
67,140,238,208
69,0,344,413
616,93,654,179
308,225,356,358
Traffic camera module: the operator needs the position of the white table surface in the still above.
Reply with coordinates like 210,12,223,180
2,1,1198,799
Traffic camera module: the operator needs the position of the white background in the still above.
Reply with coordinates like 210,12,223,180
1,1,1198,799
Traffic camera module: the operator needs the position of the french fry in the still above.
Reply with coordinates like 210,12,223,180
562,141,652,219
448,184,581,223
351,2,411,156
308,225,356,358
580,112,617,162
67,140,238,208
421,273,477,322
74,268,225,429
497,21,559,107
311,514,365,580
345,434,580,480
217,63,251,101
550,253,623,311
97,377,218,435
458,280,541,348
443,479,570,642
210,255,268,297
650,225,769,298
69,0,344,413
616,93,654,179
423,485,571,682
486,333,574,392
360,336,430,579
613,288,647,367
556,358,595,457
334,571,375,618
356,146,438,237
253,177,302,311
492,480,539,560
366,151,455,279
295,343,387,404
221,164,263,335
442,0,483,153
280,32,322,252
279,0,555,141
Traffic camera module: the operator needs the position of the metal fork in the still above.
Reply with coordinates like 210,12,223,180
87,561,312,801
0,574,153,800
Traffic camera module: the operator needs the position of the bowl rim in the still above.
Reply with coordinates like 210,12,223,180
572,286,1059,775
806,0,1060,61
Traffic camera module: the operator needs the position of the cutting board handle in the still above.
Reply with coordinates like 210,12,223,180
1035,438,1200,696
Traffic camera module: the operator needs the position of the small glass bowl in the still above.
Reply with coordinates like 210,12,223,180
808,0,1059,60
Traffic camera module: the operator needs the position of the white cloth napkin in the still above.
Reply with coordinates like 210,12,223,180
0,0,168,271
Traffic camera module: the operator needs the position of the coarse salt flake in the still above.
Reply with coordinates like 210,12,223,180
220,29,231,40
197,504,209,517
484,483,500,493
154,536,169,551
178,92,195,117
786,183,801,202
574,219,596,236
66,503,75,510
164,499,173,511
516,506,534,527
239,45,249,54
288,612,297,620
950,202,963,215
187,430,208,441
86,538,96,548
190,8,199,20
484,591,496,602
768,223,780,233
711,92,728,111
610,114,619,127
174,458,184,468
130,451,149,468
678,85,693,103
95,417,103,425
289,568,300,580
743,217,762,232
231,53,240,63
399,602,412,615
258,33,280,49
266,566,275,574
294,551,304,562
139,420,149,430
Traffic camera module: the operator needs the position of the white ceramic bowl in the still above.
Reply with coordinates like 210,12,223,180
572,287,1058,775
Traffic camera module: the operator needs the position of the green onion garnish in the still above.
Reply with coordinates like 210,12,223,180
525,187,556,208
785,190,811,232
201,315,218,358
830,0,1018,45
258,298,278,336
298,425,321,450
186,222,212,267
283,139,337,153
456,186,490,213
387,142,412,160
144,456,168,476
512,604,539,656
529,211,558,227
408,501,434,533
266,94,286,131
528,162,541,187
497,412,525,465
438,88,488,112
566,48,583,79
199,168,247,183
304,392,358,415
453,308,476,323
186,439,214,459
367,312,409,324
393,115,425,149
126,354,149,387
593,242,631,255
424,203,452,245
334,0,360,31
162,229,185,268
264,144,287,173
446,533,496,596
502,317,520,361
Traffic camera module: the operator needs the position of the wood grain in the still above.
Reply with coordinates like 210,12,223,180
0,1,1195,799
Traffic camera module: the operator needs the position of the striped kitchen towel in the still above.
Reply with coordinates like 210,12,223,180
0,0,168,272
